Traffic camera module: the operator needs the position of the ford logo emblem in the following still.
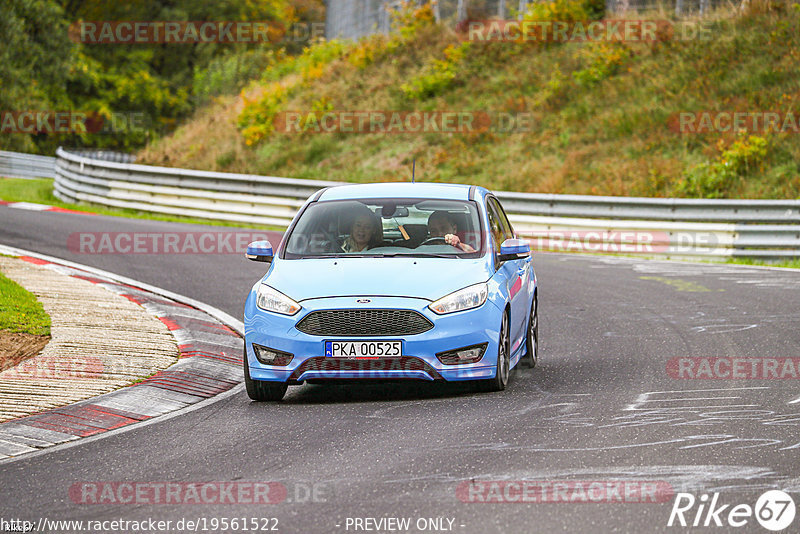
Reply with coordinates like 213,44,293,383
356,298,371,304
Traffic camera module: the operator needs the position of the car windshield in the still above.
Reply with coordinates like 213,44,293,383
284,198,483,258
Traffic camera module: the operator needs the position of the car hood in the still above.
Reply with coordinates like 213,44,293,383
264,257,491,302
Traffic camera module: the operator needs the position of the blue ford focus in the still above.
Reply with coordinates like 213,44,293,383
243,183,538,401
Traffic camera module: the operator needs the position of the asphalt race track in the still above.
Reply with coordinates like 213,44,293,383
1,206,799,533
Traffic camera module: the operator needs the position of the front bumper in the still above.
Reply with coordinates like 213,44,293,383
244,295,502,383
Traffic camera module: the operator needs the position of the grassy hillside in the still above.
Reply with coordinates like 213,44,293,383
139,1,800,198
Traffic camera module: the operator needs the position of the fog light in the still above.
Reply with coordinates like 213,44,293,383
436,343,488,365
253,343,293,366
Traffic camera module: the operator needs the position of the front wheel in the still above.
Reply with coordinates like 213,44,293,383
524,294,538,369
476,312,510,392
244,347,287,401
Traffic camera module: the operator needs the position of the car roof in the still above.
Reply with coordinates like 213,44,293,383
315,182,490,202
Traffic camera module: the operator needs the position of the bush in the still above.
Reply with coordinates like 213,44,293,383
677,134,769,197
535,67,569,109
582,0,606,21
347,35,400,70
522,0,593,25
238,83,288,146
401,42,471,100
390,1,436,40
263,39,350,82
194,50,280,104
572,42,632,87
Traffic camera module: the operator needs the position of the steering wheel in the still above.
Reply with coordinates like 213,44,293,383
316,230,343,253
419,236,453,247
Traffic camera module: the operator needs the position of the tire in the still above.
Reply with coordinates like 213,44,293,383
244,347,287,401
524,294,538,369
476,312,510,392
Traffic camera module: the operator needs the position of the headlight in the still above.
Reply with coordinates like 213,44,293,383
429,283,488,315
256,284,301,315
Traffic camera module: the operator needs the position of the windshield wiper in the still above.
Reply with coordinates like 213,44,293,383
290,253,460,259
395,253,459,258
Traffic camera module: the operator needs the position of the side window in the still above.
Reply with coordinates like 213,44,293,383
486,201,505,253
487,198,513,250
494,200,515,240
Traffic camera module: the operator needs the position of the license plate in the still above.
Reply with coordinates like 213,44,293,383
325,340,402,359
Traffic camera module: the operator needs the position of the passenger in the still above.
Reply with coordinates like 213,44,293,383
342,211,382,252
427,211,476,252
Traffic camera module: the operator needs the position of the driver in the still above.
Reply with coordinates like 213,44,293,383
342,210,382,252
427,211,476,252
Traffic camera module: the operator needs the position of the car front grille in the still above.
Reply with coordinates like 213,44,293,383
295,309,433,337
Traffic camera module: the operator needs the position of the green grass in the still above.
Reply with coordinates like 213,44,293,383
0,270,51,336
0,177,56,204
543,251,800,268
0,177,285,230
726,257,800,269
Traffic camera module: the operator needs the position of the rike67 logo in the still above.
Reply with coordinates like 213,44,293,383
668,490,796,531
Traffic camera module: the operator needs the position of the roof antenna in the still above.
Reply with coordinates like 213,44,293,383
412,158,416,183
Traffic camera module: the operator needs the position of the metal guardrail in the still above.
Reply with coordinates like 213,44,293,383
0,151,56,180
68,150,137,164
53,147,333,227
46,147,800,259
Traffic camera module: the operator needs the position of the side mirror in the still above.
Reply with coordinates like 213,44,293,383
246,240,274,263
498,238,530,262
